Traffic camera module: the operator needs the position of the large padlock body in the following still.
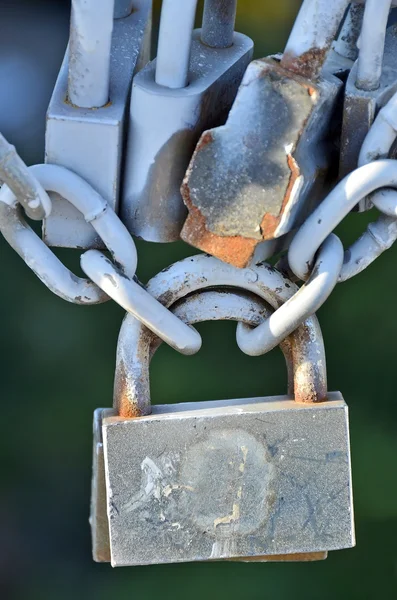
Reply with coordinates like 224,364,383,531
102,393,354,566
180,56,343,268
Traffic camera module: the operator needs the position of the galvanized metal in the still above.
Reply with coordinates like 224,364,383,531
44,0,152,249
155,0,198,89
236,234,343,357
68,0,115,108
121,29,253,242
0,164,139,304
339,24,397,210
201,0,237,49
103,393,353,566
0,133,51,221
289,160,397,282
181,57,343,267
355,0,391,92
80,250,202,355
281,0,350,79
113,254,327,418
333,3,364,62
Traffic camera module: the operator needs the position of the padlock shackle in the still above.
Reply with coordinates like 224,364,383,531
281,0,350,79
333,2,364,62
355,0,391,91
201,0,237,49
155,0,199,89
113,255,327,418
68,0,115,108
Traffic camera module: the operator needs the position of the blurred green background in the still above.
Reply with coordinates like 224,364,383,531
0,1,396,598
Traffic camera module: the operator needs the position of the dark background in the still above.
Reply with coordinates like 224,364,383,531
0,1,396,598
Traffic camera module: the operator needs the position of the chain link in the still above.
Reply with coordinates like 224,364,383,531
2,4,397,361
0,158,201,355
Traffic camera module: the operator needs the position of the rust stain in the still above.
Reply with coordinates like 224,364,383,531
181,182,258,269
260,153,301,239
281,46,329,80
227,551,328,563
195,130,213,152
291,324,327,404
181,149,302,266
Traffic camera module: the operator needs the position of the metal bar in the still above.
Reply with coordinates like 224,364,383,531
68,0,115,108
281,0,350,79
356,0,391,91
201,0,237,49
114,0,134,18
333,2,364,61
155,0,198,89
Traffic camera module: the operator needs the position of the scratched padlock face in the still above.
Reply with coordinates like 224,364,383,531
96,277,355,567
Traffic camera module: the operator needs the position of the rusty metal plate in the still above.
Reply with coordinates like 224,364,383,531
180,56,342,268
103,393,354,566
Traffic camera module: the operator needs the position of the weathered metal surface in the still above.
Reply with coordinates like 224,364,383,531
333,3,364,62
280,0,349,79
0,133,51,221
201,0,237,49
340,24,397,210
103,393,354,566
68,0,115,109
121,29,253,242
44,0,152,249
90,408,114,562
181,57,342,267
113,254,327,418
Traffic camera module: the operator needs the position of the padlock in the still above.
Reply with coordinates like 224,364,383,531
93,268,354,566
90,288,296,563
340,5,397,211
120,0,253,243
180,0,350,268
91,287,334,565
44,0,153,249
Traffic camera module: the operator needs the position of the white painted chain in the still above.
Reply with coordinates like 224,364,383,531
0,159,201,355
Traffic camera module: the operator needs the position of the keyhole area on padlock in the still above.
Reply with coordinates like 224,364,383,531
150,320,287,406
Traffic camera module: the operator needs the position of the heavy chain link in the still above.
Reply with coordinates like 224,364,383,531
2,2,397,360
